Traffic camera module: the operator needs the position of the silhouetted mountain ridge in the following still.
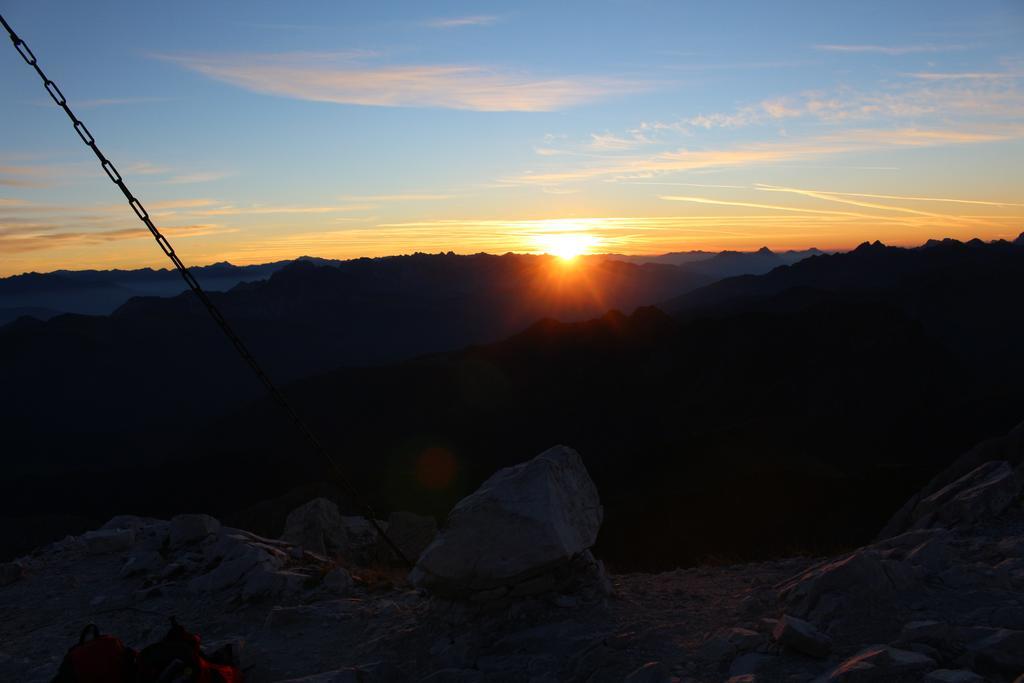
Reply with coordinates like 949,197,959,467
4,236,1024,567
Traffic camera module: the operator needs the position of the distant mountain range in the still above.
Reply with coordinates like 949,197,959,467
0,260,290,324
0,247,822,326
599,246,825,275
3,236,1023,567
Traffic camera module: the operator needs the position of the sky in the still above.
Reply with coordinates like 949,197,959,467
1,0,1023,275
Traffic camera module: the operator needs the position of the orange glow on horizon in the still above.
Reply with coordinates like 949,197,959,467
532,232,599,261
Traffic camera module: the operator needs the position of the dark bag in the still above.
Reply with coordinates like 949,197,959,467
51,624,138,683
136,618,243,683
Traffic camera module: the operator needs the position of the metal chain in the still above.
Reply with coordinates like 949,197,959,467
1,13,412,568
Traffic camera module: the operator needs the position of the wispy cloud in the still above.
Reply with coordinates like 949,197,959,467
905,71,1022,81
426,15,501,29
336,193,455,202
198,204,376,216
510,126,1018,185
161,171,232,185
158,52,645,112
753,185,1024,207
0,222,228,254
589,132,654,151
814,43,966,55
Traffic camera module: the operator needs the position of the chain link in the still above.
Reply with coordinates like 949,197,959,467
1,13,412,567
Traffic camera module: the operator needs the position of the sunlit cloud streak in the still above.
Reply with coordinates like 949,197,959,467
511,127,1015,185
752,185,999,226
660,195,917,224
160,52,646,112
906,72,1023,81
753,185,1024,207
0,223,229,253
336,193,455,202
426,15,501,28
814,44,967,55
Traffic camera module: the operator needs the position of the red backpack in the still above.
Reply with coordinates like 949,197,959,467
51,624,137,683
136,618,243,683
51,620,243,683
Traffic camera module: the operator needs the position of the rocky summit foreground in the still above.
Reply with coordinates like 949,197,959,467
1,443,1023,682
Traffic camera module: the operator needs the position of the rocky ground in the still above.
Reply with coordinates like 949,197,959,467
1,444,1022,682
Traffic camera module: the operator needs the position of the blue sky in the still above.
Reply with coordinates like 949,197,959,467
1,0,1022,274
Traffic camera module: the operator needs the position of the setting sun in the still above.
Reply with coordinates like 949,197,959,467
534,232,598,261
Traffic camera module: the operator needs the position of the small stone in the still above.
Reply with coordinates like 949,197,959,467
900,620,950,644
552,594,577,608
772,614,832,658
826,645,935,680
323,567,352,594
923,670,984,683
418,669,484,683
624,661,671,683
605,632,636,651
729,653,773,677
727,627,765,652
118,550,164,578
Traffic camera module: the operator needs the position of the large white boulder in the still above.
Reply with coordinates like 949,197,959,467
410,445,603,596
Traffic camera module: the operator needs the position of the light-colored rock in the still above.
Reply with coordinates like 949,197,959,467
777,538,923,621
281,498,346,556
772,614,831,658
824,645,935,680
101,515,157,531
410,445,602,596
188,539,282,593
923,670,985,683
118,550,164,578
275,662,407,682
169,514,221,546
379,511,437,564
242,569,305,600
340,516,385,562
912,461,1021,531
0,561,24,586
83,528,135,555
623,661,671,683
